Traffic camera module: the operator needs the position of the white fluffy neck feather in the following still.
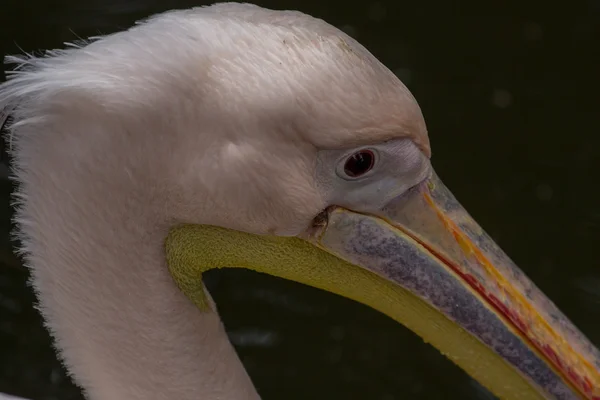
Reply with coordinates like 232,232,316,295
9,93,259,399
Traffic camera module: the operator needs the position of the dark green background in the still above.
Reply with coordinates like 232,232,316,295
1,1,599,399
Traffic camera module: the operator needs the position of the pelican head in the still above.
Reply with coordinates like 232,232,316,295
0,3,598,400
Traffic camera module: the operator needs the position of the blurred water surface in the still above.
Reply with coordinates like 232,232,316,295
1,1,599,399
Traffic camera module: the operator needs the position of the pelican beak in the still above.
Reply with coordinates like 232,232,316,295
306,170,600,400
166,169,600,400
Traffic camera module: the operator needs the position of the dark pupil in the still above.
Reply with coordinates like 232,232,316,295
344,150,374,178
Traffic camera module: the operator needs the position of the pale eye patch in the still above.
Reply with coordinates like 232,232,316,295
315,138,431,213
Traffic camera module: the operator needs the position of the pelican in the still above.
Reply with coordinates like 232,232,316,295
0,3,598,400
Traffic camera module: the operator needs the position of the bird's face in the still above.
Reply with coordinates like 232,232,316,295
163,5,600,399
182,138,431,237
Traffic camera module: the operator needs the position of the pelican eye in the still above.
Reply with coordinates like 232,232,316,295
343,150,376,178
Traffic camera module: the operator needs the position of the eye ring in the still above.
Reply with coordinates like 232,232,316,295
341,149,376,179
